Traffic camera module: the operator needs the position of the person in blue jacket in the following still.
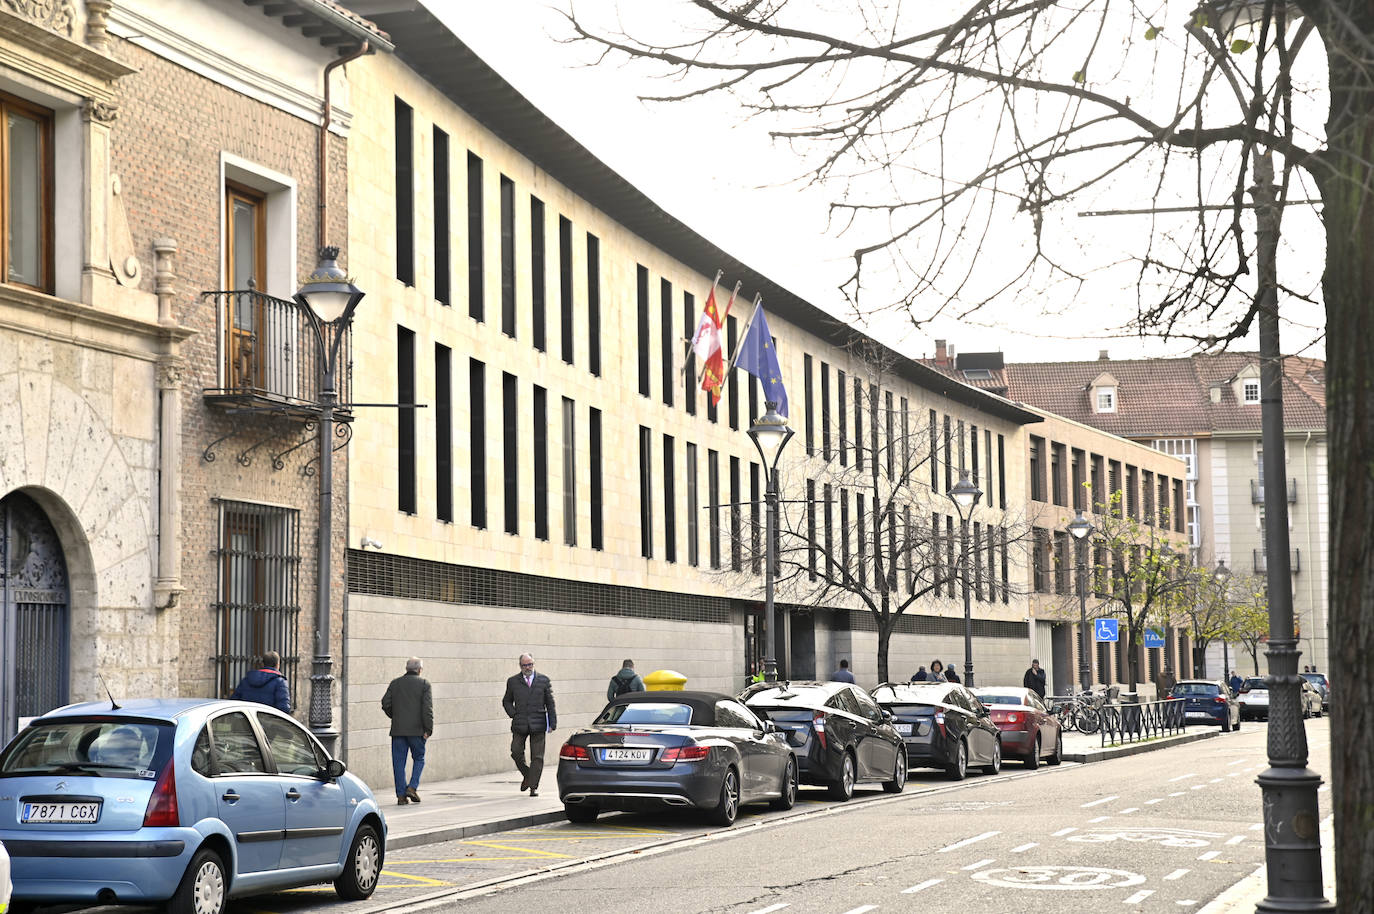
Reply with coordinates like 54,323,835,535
231,650,291,712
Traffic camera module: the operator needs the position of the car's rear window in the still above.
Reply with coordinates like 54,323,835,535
1301,674,1327,686
0,718,175,780
595,703,693,726
744,688,830,709
885,703,941,715
1173,684,1220,696
975,693,1025,705
1242,678,1267,690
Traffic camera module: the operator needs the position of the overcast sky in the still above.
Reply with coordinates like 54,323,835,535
431,0,1327,366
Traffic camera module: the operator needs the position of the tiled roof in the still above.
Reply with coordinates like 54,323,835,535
999,353,1326,438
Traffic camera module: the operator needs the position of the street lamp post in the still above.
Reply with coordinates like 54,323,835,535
947,471,982,688
1214,560,1232,681
747,401,794,683
1068,510,1095,694
294,246,364,752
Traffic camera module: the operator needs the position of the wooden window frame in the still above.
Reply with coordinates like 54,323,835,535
224,181,267,390
1,92,54,293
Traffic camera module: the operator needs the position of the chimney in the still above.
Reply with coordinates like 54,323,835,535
1210,385,1223,403
1098,350,1110,360
935,339,947,366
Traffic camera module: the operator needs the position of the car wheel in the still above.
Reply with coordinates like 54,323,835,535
828,751,857,801
772,757,799,810
947,740,968,781
884,749,908,793
334,823,382,900
565,803,600,823
1025,735,1041,770
983,739,1002,776
1234,713,1241,731
710,767,741,825
1045,732,1063,766
1222,711,1233,732
167,847,227,914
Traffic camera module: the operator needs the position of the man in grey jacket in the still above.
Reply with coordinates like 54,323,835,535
607,659,646,701
502,652,557,796
382,657,432,806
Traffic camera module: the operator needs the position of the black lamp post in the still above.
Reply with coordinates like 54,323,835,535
747,401,794,683
1214,560,1232,681
947,471,982,688
294,246,364,751
1068,510,1095,693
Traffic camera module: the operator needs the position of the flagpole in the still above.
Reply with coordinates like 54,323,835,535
722,294,763,379
680,269,724,381
700,281,743,385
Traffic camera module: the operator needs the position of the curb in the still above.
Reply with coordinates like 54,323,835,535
386,810,570,852
1061,728,1219,763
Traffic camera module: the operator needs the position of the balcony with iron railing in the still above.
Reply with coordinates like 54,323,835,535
201,288,352,418
1250,478,1297,504
1253,548,1301,575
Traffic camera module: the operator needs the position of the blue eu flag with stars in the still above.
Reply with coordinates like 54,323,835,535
734,306,789,417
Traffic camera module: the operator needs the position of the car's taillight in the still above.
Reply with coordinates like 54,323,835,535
559,743,589,761
934,712,947,738
142,763,179,828
1215,696,1229,704
661,745,710,763
812,710,827,750
1005,712,1020,724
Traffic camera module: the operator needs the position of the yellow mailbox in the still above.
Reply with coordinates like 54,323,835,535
643,669,688,691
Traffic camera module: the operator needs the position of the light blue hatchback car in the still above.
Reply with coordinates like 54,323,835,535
0,698,385,913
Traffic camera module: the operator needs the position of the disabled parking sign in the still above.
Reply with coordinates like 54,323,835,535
1094,618,1119,642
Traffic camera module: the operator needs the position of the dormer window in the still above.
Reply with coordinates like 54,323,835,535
1243,379,1260,403
1096,386,1116,412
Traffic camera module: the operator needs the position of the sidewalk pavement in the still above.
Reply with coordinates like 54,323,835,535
377,725,1220,852
1196,814,1337,913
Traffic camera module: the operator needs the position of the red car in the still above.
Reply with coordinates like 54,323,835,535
971,687,1063,769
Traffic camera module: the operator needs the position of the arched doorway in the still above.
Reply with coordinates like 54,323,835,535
1,491,71,742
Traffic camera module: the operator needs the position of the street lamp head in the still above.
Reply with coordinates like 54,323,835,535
947,470,982,519
747,401,794,470
296,246,364,325
1067,509,1095,541
1215,559,1232,581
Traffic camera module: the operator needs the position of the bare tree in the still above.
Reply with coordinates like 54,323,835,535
1182,564,1237,679
1227,572,1275,676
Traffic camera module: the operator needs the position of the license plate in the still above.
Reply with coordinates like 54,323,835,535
601,748,652,762
1185,711,1212,719
895,723,913,735
22,801,101,824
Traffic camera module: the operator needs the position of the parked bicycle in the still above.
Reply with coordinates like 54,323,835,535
1053,691,1107,734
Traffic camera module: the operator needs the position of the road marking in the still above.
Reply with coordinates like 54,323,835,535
1178,901,1198,907
962,858,995,870
839,906,878,914
1226,836,1245,845
1228,772,1243,777
1318,784,1331,793
1119,807,1140,814
1089,815,1110,823
1190,784,1207,790
1146,799,1164,805
1229,759,1247,766
1250,823,1264,830
1169,773,1197,782
1198,851,1221,861
1125,889,1155,904
1169,791,1186,797
1012,842,1038,853
902,878,944,894
1165,868,1190,880
749,905,789,914
1210,777,1225,783
1082,795,1119,808
939,831,999,852
1052,827,1078,837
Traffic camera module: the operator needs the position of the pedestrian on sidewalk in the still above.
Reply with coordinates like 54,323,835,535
230,650,291,712
381,656,432,806
911,666,928,682
927,659,948,682
503,652,557,797
1023,659,1047,699
944,665,961,684
1229,670,1243,693
607,659,645,701
829,659,856,683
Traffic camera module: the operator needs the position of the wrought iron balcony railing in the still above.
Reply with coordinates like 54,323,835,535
1250,478,1297,504
1253,548,1301,575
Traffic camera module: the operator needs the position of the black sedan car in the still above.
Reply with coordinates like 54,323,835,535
556,691,796,826
741,681,906,800
872,682,1002,780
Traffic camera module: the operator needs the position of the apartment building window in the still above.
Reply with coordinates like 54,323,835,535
1096,385,1116,412
804,355,814,456
661,279,675,407
435,344,452,522
903,505,914,593
728,316,740,430
500,176,516,338
533,385,548,540
530,197,545,350
970,424,979,490
1054,530,1070,594
984,429,994,508
224,183,266,388
707,373,719,424
397,327,416,515
469,359,486,528
1001,527,1010,603
709,450,721,569
750,463,762,574
638,427,654,558
466,152,483,320
432,127,449,303
1159,476,1171,529
929,410,939,489
587,234,601,375
997,434,1007,507
841,493,851,577
1032,528,1049,593
806,479,817,579
1126,465,1139,518
1071,448,1085,511
943,416,953,492
589,406,602,549
1109,460,1122,516
854,378,865,471
215,500,300,699
1051,442,1066,506
973,523,983,601
1173,479,1186,535
1029,436,1045,501
821,364,832,460
1091,454,1105,512
946,516,955,598
956,419,966,468
503,373,519,535
637,265,651,397
1,92,52,291
1143,470,1155,525
885,391,895,478
563,398,578,546
886,504,897,590
837,372,848,465
560,217,574,363
683,293,697,415
824,484,835,578
394,98,414,286
730,456,742,571
748,374,759,426
686,443,699,566
663,435,676,563
1243,378,1260,403
856,493,868,587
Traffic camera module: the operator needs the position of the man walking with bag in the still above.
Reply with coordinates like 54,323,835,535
503,653,557,797
381,657,432,806
607,659,645,701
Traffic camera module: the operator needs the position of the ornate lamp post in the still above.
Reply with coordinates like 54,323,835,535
294,246,364,751
1214,560,1233,681
1067,510,1095,693
747,401,794,683
947,471,982,688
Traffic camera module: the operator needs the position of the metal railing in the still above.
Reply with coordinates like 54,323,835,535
1250,478,1297,504
1253,548,1301,575
1099,697,1186,747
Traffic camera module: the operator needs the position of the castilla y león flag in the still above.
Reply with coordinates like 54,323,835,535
692,286,727,405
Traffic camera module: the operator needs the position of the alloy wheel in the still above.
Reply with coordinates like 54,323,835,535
354,829,381,893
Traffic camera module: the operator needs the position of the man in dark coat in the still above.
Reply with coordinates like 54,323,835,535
607,659,646,700
1023,659,1047,699
381,656,433,805
503,652,557,796
231,650,291,712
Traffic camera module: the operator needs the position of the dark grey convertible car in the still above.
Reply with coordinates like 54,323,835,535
556,691,797,826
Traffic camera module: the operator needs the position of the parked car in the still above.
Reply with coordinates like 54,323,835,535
0,699,385,913
1300,672,1330,710
971,687,1063,768
1,837,10,914
557,691,797,825
1299,678,1324,718
1237,677,1270,720
1169,679,1242,731
741,681,906,800
870,682,1001,780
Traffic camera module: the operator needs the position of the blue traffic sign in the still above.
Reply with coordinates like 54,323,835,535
1144,628,1166,648
1094,618,1119,643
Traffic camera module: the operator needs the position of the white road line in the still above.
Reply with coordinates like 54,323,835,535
1250,823,1265,830
1011,842,1038,853
840,906,878,914
1229,759,1247,766
1089,815,1110,823
1082,795,1119,808
1199,851,1221,861
1228,772,1243,777
750,905,789,914
962,858,995,871
1170,791,1186,797
1318,785,1331,793
939,831,999,853
1052,827,1078,837
1119,807,1140,814
1146,798,1164,805
1169,773,1197,782
1210,777,1225,783
1165,868,1191,880
1178,901,1199,907
902,878,944,894
1226,836,1246,846
1190,784,1208,790
1124,890,1155,904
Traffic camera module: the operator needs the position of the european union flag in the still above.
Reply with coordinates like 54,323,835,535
734,305,789,417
